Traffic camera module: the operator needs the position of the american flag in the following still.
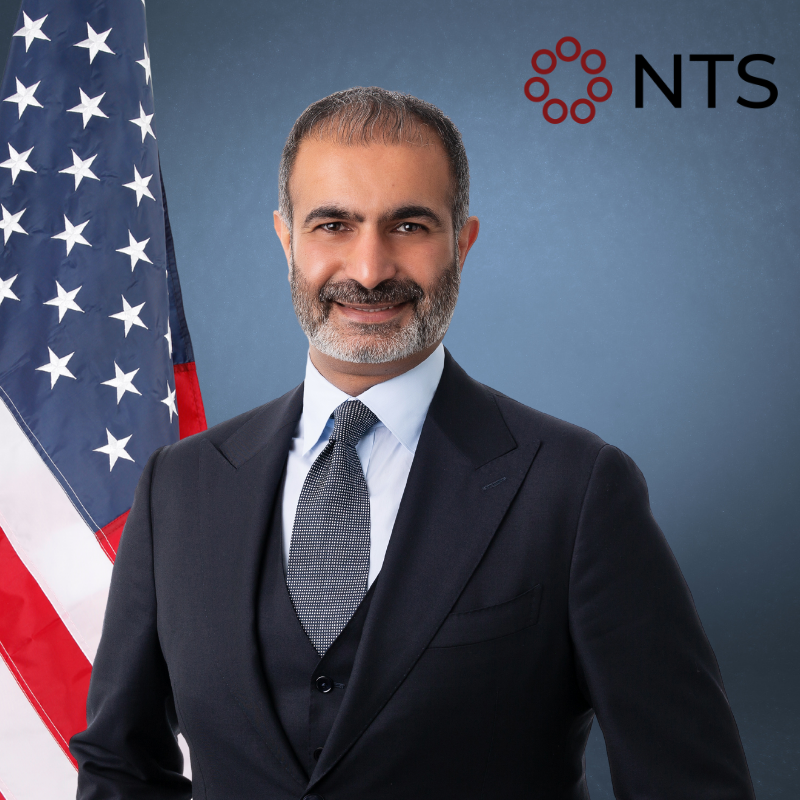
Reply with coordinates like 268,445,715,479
0,2,205,797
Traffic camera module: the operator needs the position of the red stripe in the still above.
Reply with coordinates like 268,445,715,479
95,510,129,561
0,525,91,768
174,361,207,439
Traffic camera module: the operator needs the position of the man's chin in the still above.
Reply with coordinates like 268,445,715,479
309,324,425,365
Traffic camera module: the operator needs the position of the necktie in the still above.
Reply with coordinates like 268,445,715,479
287,399,379,655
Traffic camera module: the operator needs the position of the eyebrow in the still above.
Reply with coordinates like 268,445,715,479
303,205,364,226
379,205,444,227
302,204,444,228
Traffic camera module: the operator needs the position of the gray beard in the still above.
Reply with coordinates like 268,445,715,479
289,251,461,364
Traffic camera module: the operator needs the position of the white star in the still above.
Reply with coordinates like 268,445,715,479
35,347,76,389
161,382,178,421
130,102,155,142
1,143,36,184
3,78,43,119
0,205,27,244
13,13,50,51
116,230,152,271
109,295,148,337
59,149,99,190
137,44,151,84
94,429,134,471
74,23,114,63
59,150,100,189
164,321,173,357
52,215,91,255
122,166,155,206
101,362,142,404
68,88,108,128
0,274,20,306
44,281,83,322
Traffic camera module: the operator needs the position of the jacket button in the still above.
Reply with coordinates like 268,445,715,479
315,676,333,693
313,746,323,760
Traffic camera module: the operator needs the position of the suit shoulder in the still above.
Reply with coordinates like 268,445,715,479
157,384,302,466
487,385,607,456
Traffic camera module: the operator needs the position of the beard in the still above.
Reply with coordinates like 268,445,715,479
289,251,461,364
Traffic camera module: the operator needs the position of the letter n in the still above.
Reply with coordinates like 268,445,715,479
636,54,682,108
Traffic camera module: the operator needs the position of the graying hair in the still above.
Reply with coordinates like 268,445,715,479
278,87,470,234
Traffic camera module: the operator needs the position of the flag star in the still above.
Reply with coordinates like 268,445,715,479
94,429,134,471
13,12,50,51
3,78,43,119
68,89,108,128
109,295,148,337
59,149,99,190
1,143,36,184
0,274,20,306
52,215,91,254
123,166,155,206
164,321,173,357
36,347,76,389
74,23,114,63
137,44,151,84
130,102,155,142
102,362,142,404
161,382,178,421
0,205,27,244
116,230,152,271
44,281,83,322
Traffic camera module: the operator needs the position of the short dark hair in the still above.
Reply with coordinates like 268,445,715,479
278,87,470,234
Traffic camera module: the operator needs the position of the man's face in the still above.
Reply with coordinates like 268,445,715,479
274,134,478,364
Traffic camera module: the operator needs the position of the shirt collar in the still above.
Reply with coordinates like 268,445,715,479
300,343,445,456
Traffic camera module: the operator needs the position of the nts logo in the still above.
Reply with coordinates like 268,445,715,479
524,36,611,124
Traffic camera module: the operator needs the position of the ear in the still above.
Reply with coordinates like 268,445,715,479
273,210,292,276
456,216,480,271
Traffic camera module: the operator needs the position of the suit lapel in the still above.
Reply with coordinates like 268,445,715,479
196,385,308,788
309,352,541,787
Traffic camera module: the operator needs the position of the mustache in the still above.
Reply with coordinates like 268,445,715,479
318,278,425,306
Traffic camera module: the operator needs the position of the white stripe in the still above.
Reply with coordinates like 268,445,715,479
0,398,112,662
0,660,78,800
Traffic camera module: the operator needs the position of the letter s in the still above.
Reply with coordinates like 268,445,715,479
737,54,778,108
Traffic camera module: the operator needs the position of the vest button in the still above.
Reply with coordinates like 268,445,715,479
315,675,333,693
313,746,323,760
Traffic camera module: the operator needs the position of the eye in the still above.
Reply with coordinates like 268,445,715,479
397,222,423,233
319,221,346,232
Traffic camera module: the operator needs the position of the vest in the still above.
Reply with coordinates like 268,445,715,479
257,475,377,778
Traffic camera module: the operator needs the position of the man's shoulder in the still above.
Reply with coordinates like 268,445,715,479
488,386,606,450
157,383,303,466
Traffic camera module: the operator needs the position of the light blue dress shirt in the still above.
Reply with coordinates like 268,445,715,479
282,344,445,587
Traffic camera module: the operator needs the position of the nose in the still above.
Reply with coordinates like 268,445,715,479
342,226,397,290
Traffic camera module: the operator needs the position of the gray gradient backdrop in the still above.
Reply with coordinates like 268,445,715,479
2,0,798,796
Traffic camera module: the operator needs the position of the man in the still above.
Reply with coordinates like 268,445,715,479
70,87,754,799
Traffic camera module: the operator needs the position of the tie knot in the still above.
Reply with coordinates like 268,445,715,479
331,400,379,447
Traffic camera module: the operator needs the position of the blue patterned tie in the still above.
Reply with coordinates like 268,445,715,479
287,399,378,655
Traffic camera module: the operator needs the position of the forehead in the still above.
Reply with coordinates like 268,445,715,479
289,135,453,213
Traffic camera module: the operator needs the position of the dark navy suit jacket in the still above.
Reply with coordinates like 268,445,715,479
70,350,755,799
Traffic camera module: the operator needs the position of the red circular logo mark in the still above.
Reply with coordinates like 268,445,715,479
543,99,568,124
524,77,549,102
531,49,557,74
524,38,611,124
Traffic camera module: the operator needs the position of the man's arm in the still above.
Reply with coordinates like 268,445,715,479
70,447,191,800
569,444,754,799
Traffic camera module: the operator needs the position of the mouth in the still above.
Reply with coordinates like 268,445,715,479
333,301,411,324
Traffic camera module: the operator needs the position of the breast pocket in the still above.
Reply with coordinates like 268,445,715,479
428,585,542,648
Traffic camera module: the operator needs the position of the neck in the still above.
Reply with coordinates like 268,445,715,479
308,341,441,396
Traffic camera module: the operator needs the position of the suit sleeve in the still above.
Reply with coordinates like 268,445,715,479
69,447,191,800
568,444,754,799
